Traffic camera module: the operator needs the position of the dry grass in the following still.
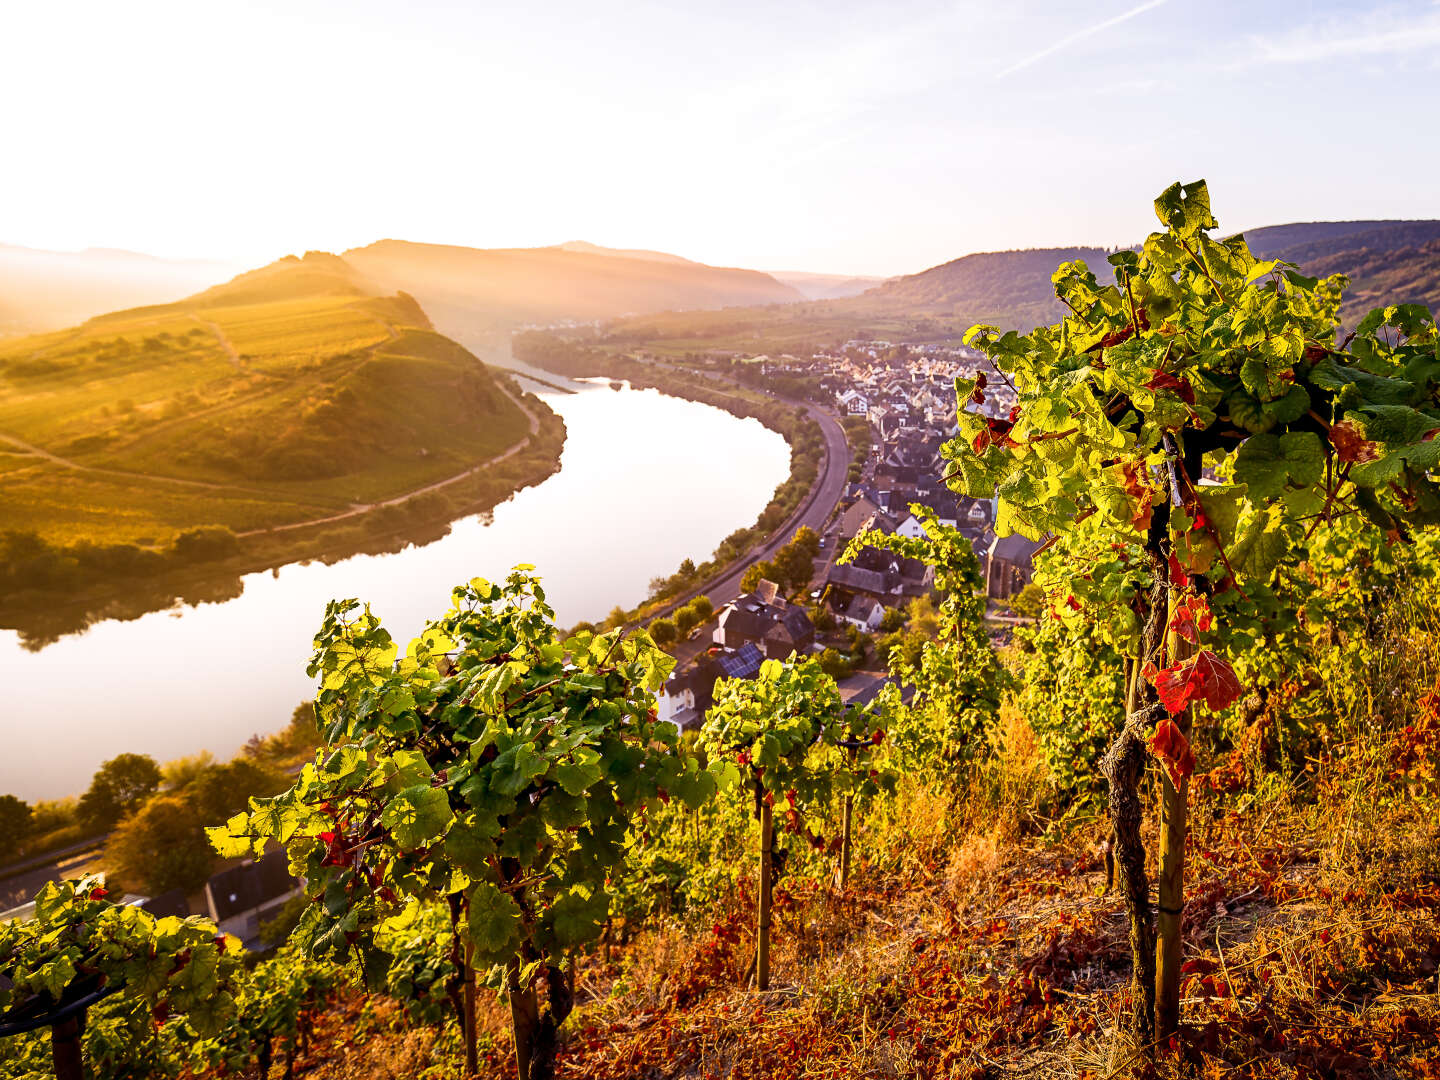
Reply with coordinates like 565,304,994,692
253,709,1440,1080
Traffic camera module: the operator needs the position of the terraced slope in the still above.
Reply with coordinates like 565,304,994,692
0,252,532,548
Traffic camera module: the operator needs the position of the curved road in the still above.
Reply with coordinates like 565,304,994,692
645,394,850,623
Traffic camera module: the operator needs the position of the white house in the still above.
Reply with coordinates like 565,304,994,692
894,514,926,539
657,669,697,727
836,389,870,415
841,593,886,631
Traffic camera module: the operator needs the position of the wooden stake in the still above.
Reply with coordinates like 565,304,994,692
758,797,774,992
507,955,541,1080
1155,598,1193,1039
464,943,477,1078
51,1012,85,1080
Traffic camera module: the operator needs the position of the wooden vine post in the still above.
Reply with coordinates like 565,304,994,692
757,781,775,990
837,746,855,892
1155,584,1195,1038
463,941,478,1078
50,1012,86,1080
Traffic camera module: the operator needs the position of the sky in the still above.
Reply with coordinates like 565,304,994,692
3,0,1439,277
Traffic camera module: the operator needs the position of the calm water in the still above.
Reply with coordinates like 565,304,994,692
0,381,789,801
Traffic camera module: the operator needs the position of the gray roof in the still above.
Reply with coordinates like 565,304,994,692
207,848,293,921
827,563,890,595
715,643,764,679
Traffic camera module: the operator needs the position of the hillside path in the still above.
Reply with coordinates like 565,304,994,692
0,430,299,501
191,315,246,372
235,378,542,537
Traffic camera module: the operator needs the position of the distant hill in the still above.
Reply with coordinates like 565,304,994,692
1236,220,1440,322
772,271,886,300
833,247,1110,330
1243,220,1440,263
0,244,240,336
342,239,804,349
554,241,697,266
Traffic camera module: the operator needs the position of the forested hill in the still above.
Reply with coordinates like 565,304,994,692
763,221,1440,341
1239,220,1440,322
342,239,804,340
834,245,1110,330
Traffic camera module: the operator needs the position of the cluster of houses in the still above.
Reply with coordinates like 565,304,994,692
658,579,817,728
823,341,1019,432
819,342,1039,614
652,339,1042,733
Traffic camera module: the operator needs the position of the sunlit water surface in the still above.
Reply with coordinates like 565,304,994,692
1,381,789,800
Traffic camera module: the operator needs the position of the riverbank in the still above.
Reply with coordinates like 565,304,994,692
0,387,567,649
511,333,852,630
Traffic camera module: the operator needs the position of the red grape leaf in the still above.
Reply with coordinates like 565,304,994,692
1167,593,1213,644
1147,718,1195,788
1329,420,1380,464
1149,649,1242,713
1145,370,1196,405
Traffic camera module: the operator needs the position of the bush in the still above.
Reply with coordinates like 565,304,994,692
817,647,853,680
674,606,701,638
1009,583,1045,619
0,795,33,862
169,526,240,562
649,617,677,646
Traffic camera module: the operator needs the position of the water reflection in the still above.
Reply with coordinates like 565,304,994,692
0,382,789,800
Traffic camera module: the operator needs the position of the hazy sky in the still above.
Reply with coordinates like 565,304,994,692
4,0,1438,276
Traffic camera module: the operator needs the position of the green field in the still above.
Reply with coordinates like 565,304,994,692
0,254,536,550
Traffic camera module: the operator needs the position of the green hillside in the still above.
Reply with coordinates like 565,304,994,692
0,252,534,550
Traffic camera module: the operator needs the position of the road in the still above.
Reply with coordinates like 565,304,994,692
646,396,851,625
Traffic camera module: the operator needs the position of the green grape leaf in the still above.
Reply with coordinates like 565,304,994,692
381,784,454,850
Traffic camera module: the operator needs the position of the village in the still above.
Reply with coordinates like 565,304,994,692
650,339,1042,730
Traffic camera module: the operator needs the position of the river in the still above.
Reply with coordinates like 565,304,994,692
0,379,790,801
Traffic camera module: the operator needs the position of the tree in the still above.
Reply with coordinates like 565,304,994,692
673,605,701,639
648,617,677,647
791,525,821,560
0,795,33,861
740,561,773,594
689,595,714,622
78,753,162,829
210,570,714,1080
946,179,1440,1044
106,793,215,896
161,752,217,791
190,759,289,823
773,540,815,593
